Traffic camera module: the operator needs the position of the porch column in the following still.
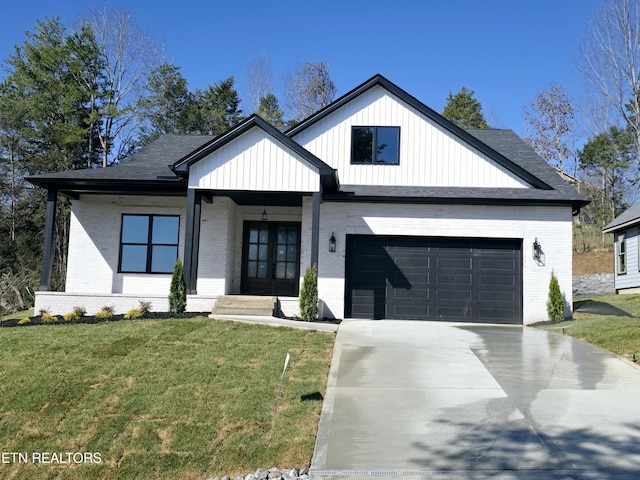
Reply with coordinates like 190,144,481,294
183,189,202,295
39,186,58,291
311,190,321,267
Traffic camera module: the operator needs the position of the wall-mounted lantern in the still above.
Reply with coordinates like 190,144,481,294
329,233,337,252
261,208,268,221
533,238,542,260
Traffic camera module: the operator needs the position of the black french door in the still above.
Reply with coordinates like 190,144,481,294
241,222,301,296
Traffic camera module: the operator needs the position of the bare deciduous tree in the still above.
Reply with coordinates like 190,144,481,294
523,84,575,172
82,7,161,166
246,53,272,113
578,0,640,158
285,61,336,121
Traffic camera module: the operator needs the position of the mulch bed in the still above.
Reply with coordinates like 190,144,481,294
0,312,208,328
1,312,342,328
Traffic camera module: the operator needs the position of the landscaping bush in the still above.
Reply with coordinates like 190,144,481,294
299,264,318,321
39,310,58,324
17,317,31,325
124,309,142,319
63,306,87,322
138,300,152,315
95,305,115,319
169,258,187,313
547,270,564,322
125,300,152,320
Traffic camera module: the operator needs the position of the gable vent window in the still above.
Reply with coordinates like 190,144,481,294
617,232,626,275
351,126,400,165
119,214,180,274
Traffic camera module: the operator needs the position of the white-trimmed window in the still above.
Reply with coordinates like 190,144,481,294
617,232,626,274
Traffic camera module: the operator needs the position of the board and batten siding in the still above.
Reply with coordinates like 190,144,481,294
189,126,320,192
614,228,640,290
292,85,531,188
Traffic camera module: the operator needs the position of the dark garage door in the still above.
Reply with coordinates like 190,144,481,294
345,236,522,324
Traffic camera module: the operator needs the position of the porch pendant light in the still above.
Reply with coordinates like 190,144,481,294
261,208,268,221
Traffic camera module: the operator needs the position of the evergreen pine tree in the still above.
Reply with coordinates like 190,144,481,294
169,258,187,314
546,270,564,322
299,264,318,321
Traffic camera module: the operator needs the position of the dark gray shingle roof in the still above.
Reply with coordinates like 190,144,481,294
603,203,640,233
465,128,585,203
27,134,214,185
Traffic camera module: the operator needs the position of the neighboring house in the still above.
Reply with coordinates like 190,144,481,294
27,74,587,325
603,203,640,293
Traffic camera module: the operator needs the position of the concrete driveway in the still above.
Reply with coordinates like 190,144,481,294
310,321,640,480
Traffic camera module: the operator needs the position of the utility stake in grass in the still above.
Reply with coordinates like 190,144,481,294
276,352,291,413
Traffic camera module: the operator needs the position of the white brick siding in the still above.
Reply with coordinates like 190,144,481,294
315,202,574,325
36,195,187,315
37,194,573,324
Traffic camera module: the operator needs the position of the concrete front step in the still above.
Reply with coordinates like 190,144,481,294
211,295,278,316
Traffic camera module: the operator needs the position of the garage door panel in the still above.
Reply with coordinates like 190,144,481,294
392,287,429,300
436,273,472,285
478,274,516,287
436,257,472,269
478,258,516,270
436,305,472,319
436,289,472,301
345,236,522,324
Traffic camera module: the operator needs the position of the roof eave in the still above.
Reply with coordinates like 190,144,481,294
602,218,640,234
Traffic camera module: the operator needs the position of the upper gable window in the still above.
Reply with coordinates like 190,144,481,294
351,126,400,165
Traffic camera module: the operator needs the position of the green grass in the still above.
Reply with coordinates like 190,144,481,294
0,308,34,321
535,294,640,361
0,317,335,479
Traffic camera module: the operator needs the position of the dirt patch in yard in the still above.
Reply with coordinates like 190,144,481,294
574,251,613,276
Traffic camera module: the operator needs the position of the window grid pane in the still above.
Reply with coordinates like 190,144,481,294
121,245,148,272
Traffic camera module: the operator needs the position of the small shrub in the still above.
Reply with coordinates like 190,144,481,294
138,300,152,315
63,311,79,322
169,258,187,314
40,311,59,324
95,305,115,319
63,306,86,322
124,309,143,320
547,270,564,322
299,264,318,321
18,317,31,325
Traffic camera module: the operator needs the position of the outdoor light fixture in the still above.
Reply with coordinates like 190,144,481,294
533,238,542,260
329,233,337,252
261,209,268,221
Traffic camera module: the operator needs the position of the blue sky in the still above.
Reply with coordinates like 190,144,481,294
1,0,602,139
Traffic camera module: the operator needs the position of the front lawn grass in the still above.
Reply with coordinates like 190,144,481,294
0,308,34,321
0,317,334,479
535,294,640,361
